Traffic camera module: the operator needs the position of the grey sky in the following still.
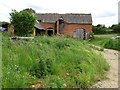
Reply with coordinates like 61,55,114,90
118,1,120,23
0,0,119,27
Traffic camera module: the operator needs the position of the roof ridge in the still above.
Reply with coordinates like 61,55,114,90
36,13,91,15
65,13,91,15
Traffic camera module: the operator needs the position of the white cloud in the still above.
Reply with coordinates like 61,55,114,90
93,15,118,26
0,0,119,26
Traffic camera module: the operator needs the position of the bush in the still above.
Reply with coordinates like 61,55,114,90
90,32,94,40
92,25,111,34
10,10,36,36
30,57,54,78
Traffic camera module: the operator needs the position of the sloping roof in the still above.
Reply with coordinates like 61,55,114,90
34,20,45,30
36,13,92,24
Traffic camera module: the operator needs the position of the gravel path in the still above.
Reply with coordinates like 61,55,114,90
92,49,119,88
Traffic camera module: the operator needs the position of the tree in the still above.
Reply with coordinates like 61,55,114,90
23,8,36,14
92,24,111,34
110,23,120,33
10,9,36,36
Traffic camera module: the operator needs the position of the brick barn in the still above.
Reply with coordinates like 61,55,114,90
34,13,92,39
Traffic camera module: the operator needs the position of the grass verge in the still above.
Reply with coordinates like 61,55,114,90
89,34,120,51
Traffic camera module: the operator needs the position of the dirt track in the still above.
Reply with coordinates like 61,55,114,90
92,49,119,88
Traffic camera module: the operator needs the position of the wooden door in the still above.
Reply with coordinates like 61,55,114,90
73,29,85,39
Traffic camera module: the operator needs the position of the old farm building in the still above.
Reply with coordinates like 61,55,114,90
35,13,92,39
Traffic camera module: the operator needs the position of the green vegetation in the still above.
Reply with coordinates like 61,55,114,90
104,39,120,51
92,23,120,34
0,22,9,25
92,24,111,34
110,23,120,34
10,9,36,36
89,34,120,51
2,32,109,88
0,33,2,89
89,37,109,47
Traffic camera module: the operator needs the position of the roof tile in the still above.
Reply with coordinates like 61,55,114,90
36,13,92,24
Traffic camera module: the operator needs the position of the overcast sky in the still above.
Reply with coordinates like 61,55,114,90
0,0,119,27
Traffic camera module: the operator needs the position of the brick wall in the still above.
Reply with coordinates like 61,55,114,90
41,22,92,39
42,22,54,29
7,24,14,36
64,23,92,37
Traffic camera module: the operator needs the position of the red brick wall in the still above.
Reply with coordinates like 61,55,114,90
42,22,92,38
42,22,54,29
7,24,14,36
64,23,92,36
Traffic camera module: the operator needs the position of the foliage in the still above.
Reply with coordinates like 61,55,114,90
110,23,120,34
90,32,94,40
2,33,109,88
23,8,36,14
92,24,112,34
10,10,36,36
93,23,120,34
89,37,109,47
0,22,9,25
47,75,65,88
30,57,54,78
89,35,120,51
104,39,120,51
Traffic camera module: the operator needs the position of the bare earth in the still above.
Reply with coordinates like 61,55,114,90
92,49,119,88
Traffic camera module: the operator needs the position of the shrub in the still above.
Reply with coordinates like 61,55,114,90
10,10,36,36
30,58,54,78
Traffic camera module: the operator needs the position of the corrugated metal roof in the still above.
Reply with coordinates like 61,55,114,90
36,13,92,24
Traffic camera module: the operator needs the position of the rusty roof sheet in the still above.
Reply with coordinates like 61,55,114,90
36,13,92,24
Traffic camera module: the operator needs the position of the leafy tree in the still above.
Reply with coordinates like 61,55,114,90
110,23,120,33
10,9,36,36
23,8,36,14
92,24,111,34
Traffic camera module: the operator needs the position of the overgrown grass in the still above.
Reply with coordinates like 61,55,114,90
89,35,120,51
0,32,2,89
89,37,109,47
104,38,120,51
2,32,109,88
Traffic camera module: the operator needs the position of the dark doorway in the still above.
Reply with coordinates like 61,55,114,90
35,27,45,35
47,28,54,36
47,30,53,36
54,21,57,34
